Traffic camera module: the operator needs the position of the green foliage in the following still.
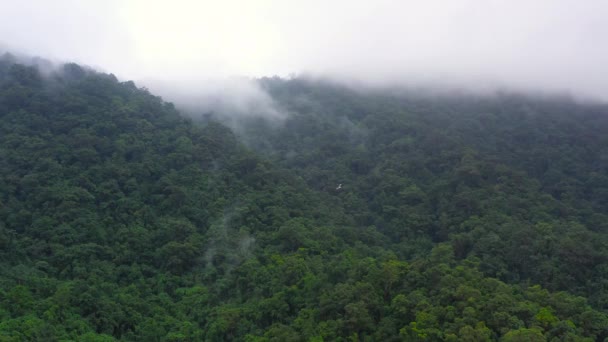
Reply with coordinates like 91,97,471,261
0,56,607,340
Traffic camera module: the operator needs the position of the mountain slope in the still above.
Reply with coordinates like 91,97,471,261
0,56,607,341
243,78,608,302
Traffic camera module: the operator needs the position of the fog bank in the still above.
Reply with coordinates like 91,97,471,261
2,0,607,102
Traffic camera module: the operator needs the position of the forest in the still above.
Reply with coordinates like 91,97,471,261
1,54,608,341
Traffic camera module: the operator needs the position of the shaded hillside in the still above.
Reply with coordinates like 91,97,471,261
0,56,607,341
231,77,608,305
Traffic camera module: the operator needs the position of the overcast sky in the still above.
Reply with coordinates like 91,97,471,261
2,0,607,100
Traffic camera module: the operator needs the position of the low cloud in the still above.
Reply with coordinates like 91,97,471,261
1,0,607,102
144,77,285,121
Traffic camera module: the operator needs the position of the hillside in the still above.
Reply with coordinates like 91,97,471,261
248,77,608,301
1,55,608,341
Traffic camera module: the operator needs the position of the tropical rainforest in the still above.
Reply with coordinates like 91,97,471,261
1,53,608,341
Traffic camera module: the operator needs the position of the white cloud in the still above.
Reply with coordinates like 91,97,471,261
1,0,607,99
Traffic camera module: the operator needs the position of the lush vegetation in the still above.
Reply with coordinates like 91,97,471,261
1,54,608,341
252,78,608,300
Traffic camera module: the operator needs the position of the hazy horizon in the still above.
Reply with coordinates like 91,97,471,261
2,0,607,102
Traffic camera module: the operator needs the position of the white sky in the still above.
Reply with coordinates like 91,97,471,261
2,0,607,99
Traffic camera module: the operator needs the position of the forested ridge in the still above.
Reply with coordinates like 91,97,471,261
1,54,608,341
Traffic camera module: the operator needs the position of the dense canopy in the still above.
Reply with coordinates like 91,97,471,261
1,55,608,341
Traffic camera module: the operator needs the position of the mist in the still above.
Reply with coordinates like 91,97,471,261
142,77,285,120
2,0,607,106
